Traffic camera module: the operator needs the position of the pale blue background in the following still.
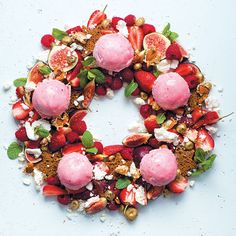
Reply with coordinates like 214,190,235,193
0,0,236,235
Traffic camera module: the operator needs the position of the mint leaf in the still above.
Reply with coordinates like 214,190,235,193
52,28,68,41
39,65,51,75
81,131,94,148
13,78,27,87
35,125,49,138
201,154,216,171
194,148,206,162
78,69,88,88
87,71,96,80
115,177,131,190
162,23,179,42
124,80,138,97
90,69,105,84
156,113,166,124
191,169,204,177
162,23,170,35
153,66,159,77
7,142,23,160
169,32,179,42
82,56,96,67
86,147,98,154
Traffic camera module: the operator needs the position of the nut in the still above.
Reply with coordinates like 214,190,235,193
176,123,187,134
124,207,138,221
133,63,142,70
24,163,34,174
151,101,160,111
197,82,212,95
115,165,129,175
133,50,145,63
104,190,116,201
61,35,72,45
135,17,145,26
140,92,148,100
184,140,195,150
162,118,177,130
70,200,80,211
101,19,111,28
122,133,152,148
73,32,88,44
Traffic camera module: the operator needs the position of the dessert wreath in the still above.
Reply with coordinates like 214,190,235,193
7,7,224,221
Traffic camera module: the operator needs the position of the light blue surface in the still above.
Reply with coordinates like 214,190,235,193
0,0,236,235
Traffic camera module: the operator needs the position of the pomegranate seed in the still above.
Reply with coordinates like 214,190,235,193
111,77,123,90
45,176,60,185
131,87,140,96
57,195,71,205
95,85,107,96
40,34,55,48
94,141,104,154
120,68,134,83
124,14,136,26
140,104,152,118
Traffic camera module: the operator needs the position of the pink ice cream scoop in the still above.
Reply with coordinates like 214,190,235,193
140,148,177,186
32,79,70,118
93,33,134,72
57,152,93,190
152,72,190,110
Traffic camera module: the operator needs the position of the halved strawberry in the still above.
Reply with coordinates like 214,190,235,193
15,126,29,142
111,16,123,28
69,110,88,126
87,7,107,29
195,128,215,152
16,86,25,98
12,101,32,121
167,176,188,193
62,143,85,155
94,141,104,154
49,132,66,152
66,26,82,34
193,111,220,129
144,115,159,133
134,70,156,93
103,145,124,156
25,140,41,149
128,26,144,51
192,107,207,123
166,42,188,61
101,29,116,35
120,147,134,160
66,61,82,82
120,186,137,206
43,185,68,196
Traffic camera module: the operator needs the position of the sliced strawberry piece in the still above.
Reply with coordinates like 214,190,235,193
43,185,68,196
58,127,72,135
103,145,124,156
101,29,116,35
120,186,137,206
192,107,207,123
70,77,80,87
66,26,82,34
193,111,220,129
111,16,123,28
15,126,29,142
49,132,66,152
128,26,144,51
62,143,85,155
134,70,156,93
87,7,107,29
69,110,88,126
167,176,189,193
94,141,104,154
144,115,159,133
66,131,80,143
120,147,134,160
12,101,32,121
195,128,215,152
25,140,41,149
66,61,82,82
16,86,25,99
70,120,87,135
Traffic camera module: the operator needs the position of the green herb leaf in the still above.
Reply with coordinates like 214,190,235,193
194,148,206,162
82,56,96,67
86,147,98,154
13,78,27,87
39,65,51,75
162,23,179,42
52,28,68,41
90,69,105,84
81,131,94,148
153,66,159,77
7,142,23,160
169,32,179,42
87,71,96,80
115,177,131,190
78,69,88,88
202,154,216,171
162,23,171,35
156,113,166,124
124,80,138,97
35,125,49,138
191,169,204,177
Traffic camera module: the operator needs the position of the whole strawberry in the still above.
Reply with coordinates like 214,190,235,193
134,70,156,93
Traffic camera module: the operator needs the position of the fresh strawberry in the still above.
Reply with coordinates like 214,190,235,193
69,110,87,127
49,132,66,152
142,24,156,35
192,107,207,123
12,101,32,121
94,141,104,154
87,7,107,28
193,111,220,129
43,185,68,196
134,70,156,93
62,143,85,155
140,104,152,118
70,120,87,135
124,14,136,26
111,16,123,28
58,127,72,135
45,176,60,185
120,147,134,160
144,115,159,133
128,26,144,51
70,77,80,87
101,29,116,35
103,145,124,156
66,131,80,143
120,186,137,206
167,176,189,193
120,68,134,83
15,127,28,142
131,87,140,96
16,86,25,98
195,128,215,152
166,43,182,61
184,75,199,89
67,61,82,82
41,34,55,48
25,140,41,149
66,25,82,34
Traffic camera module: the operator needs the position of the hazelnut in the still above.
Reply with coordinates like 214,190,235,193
124,207,138,221
104,190,115,201
184,140,195,150
151,101,160,111
140,92,148,100
62,36,72,45
133,63,142,70
70,200,80,211
176,123,187,134
135,17,145,26
101,19,111,28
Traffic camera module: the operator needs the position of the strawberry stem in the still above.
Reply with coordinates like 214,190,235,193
102,4,108,13
219,112,234,121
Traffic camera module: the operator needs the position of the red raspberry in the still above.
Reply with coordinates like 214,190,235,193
120,147,133,160
184,75,199,89
105,76,113,88
111,77,123,90
148,138,160,148
124,14,136,26
142,24,156,35
120,68,134,83
131,87,140,96
95,85,107,96
45,176,60,185
166,43,182,61
111,17,123,28
15,126,28,142
57,195,71,205
40,34,55,48
66,131,80,143
49,132,66,152
140,104,152,118
94,141,104,154
70,120,87,135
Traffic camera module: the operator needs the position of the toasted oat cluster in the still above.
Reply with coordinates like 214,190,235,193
8,7,221,221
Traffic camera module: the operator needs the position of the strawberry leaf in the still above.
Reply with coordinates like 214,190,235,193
124,80,138,97
86,147,98,154
52,28,68,40
13,78,27,87
115,177,131,189
7,142,23,160
156,113,166,124
81,131,94,148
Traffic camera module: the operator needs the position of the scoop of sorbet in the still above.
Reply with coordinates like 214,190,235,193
140,148,177,186
152,72,190,110
93,33,134,72
57,153,93,190
32,79,70,118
